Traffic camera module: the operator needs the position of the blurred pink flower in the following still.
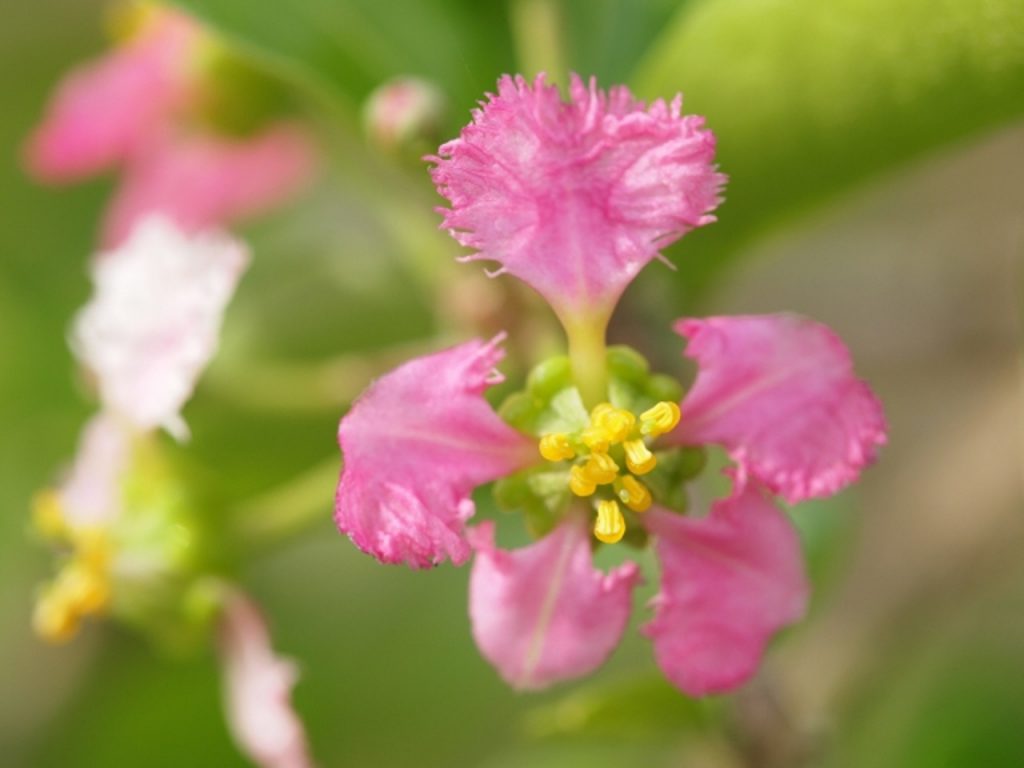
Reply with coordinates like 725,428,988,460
72,215,249,439
430,73,725,323
25,6,317,242
102,123,317,247
219,591,313,768
335,74,886,696
24,7,200,182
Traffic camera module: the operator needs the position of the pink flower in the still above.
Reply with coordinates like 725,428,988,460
24,7,200,182
102,123,317,247
335,336,537,568
219,591,313,768
335,74,886,696
25,7,318,242
72,215,249,439
430,74,724,324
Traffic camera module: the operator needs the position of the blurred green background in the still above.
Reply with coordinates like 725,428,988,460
2,0,1023,766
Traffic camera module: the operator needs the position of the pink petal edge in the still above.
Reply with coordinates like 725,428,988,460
335,337,537,569
219,591,313,768
643,481,808,696
468,519,640,690
671,314,887,503
430,73,724,320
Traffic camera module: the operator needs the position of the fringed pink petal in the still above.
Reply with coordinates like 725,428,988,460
643,482,808,696
670,314,887,503
467,519,640,690
430,73,724,320
71,216,249,438
102,123,317,247
219,592,313,768
24,9,199,182
335,338,537,569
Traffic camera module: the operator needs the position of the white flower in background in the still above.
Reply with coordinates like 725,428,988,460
72,215,249,439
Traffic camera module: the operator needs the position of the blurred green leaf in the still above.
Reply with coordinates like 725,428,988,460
633,0,1024,301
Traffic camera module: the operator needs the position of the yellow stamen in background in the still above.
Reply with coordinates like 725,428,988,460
33,528,113,644
640,401,681,437
33,591,78,644
581,452,619,485
623,439,657,475
32,489,67,540
539,433,575,462
617,475,652,513
594,500,626,544
569,465,597,497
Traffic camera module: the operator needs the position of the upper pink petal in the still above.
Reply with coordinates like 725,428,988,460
219,591,313,768
102,122,317,247
643,482,808,696
335,337,537,569
467,519,640,690
24,9,199,182
430,73,725,320
71,216,249,438
669,314,887,503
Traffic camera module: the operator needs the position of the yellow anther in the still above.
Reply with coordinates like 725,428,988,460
59,561,111,615
33,590,79,644
617,475,652,513
32,489,67,540
594,500,626,544
539,433,575,462
580,426,611,454
581,452,619,485
596,406,636,444
623,439,657,475
569,465,597,497
640,401,681,438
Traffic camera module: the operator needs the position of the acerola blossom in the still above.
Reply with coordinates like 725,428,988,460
430,74,725,322
468,519,640,690
667,315,888,503
219,592,313,768
72,215,249,439
102,124,317,247
24,7,200,182
335,337,537,568
335,73,886,697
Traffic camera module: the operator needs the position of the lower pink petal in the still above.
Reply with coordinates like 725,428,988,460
335,338,536,568
670,314,887,503
468,519,641,690
102,123,317,247
643,482,808,696
219,591,313,768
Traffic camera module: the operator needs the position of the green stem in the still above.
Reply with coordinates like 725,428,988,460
229,456,341,552
509,0,568,82
564,311,610,409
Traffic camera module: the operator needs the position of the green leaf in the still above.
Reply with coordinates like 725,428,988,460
633,0,1024,301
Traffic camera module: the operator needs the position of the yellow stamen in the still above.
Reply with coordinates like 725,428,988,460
592,403,635,443
640,401,681,437
569,465,597,497
33,590,79,644
623,439,657,475
594,500,626,544
32,489,67,540
539,433,575,462
581,452,619,485
617,475,652,513
580,426,611,454
33,528,112,644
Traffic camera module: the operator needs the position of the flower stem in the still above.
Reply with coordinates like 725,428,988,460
565,312,610,409
229,456,340,553
510,0,568,83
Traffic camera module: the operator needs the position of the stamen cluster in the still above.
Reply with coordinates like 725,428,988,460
31,490,112,642
538,401,681,544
